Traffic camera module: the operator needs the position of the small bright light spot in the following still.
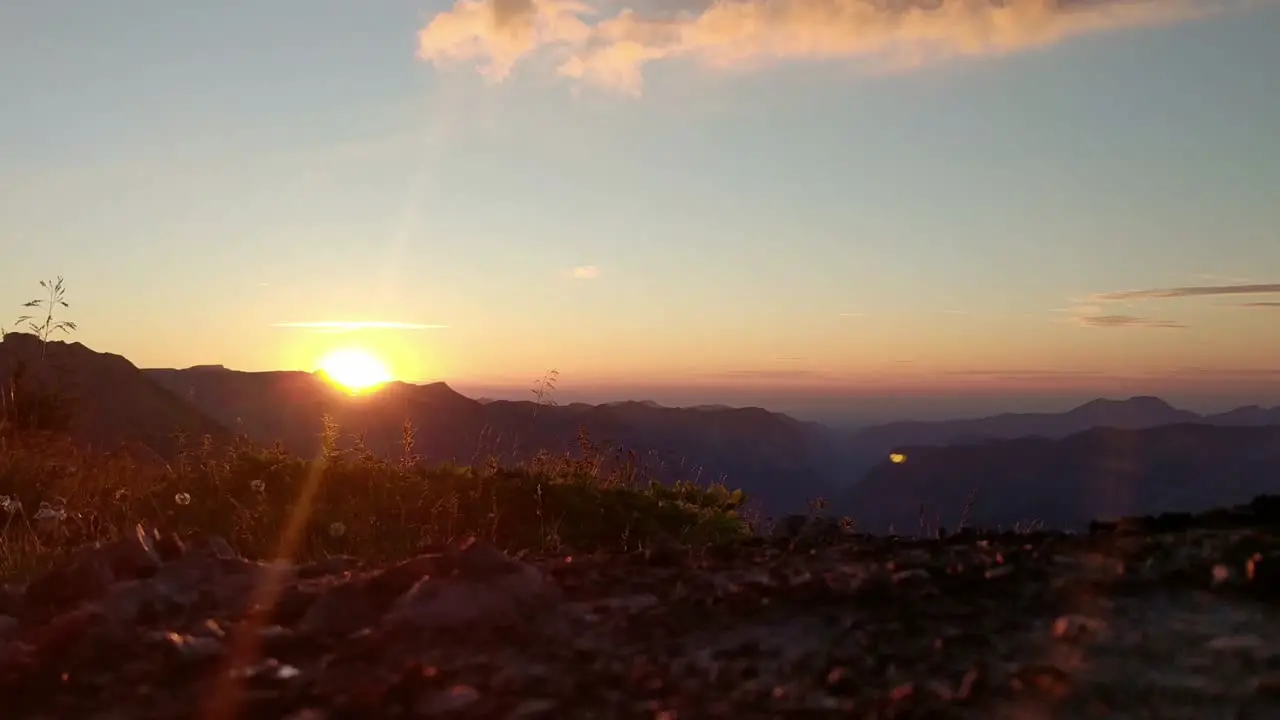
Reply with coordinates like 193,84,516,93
889,453,907,464
319,348,393,393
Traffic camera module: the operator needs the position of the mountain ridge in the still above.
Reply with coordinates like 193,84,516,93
8,332,1280,523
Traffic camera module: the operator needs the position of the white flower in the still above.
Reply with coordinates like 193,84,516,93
250,479,265,493
175,492,192,506
328,522,346,538
0,495,20,514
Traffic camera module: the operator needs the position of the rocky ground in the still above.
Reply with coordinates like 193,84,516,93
2,498,1280,719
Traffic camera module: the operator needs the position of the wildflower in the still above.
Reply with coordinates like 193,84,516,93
113,487,129,502
175,492,192,506
328,522,346,538
250,479,265,493
0,495,21,514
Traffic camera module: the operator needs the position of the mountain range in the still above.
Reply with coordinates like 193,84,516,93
3,331,1279,526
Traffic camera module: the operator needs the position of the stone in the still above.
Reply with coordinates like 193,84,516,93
385,542,562,634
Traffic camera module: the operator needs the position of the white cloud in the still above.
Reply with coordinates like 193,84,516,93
272,321,448,331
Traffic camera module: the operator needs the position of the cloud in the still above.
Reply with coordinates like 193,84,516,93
1092,283,1280,302
1192,273,1254,285
718,368,830,380
418,0,1240,94
567,265,601,279
943,368,1103,377
273,321,448,331
1239,301,1280,308
1074,314,1186,329
943,369,1109,383
837,312,864,318
1161,366,1280,378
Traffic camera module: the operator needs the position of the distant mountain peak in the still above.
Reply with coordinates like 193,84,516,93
1073,395,1174,411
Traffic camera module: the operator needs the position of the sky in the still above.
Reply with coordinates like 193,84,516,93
2,0,1279,422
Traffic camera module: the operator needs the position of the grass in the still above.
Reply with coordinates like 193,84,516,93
0,420,755,580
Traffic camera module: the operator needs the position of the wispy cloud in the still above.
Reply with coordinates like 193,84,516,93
566,265,601,280
1192,273,1254,285
943,369,1103,377
943,366,1280,383
1074,314,1186,329
272,321,448,331
1161,366,1280,378
943,368,1109,383
1092,283,1280,302
837,312,864,318
718,368,831,380
418,0,1243,95
1238,301,1280,308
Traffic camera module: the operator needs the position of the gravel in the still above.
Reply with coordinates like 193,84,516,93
1,496,1278,718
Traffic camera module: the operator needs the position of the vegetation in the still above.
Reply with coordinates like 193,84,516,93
0,425,752,580
0,277,752,580
14,275,78,355
2,276,78,437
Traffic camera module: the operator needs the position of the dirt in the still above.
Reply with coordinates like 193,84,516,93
2,498,1279,719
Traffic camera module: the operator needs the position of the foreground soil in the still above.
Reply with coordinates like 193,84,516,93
3,500,1280,719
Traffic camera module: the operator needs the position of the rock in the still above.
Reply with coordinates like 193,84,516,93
22,524,172,623
297,581,387,637
507,698,558,718
415,684,481,715
771,514,842,549
771,515,809,543
298,556,362,580
797,516,842,548
148,630,224,662
1246,552,1280,600
642,533,684,567
0,585,22,616
298,553,442,636
385,541,562,634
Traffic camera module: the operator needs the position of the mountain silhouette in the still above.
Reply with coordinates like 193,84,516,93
9,333,1280,523
143,365,843,514
849,395,1198,453
847,423,1280,532
841,395,1280,478
0,333,229,456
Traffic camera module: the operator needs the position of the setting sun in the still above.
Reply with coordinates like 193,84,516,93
318,348,393,393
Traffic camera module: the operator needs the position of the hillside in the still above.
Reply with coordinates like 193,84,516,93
0,333,229,456
10,333,1280,524
847,395,1280,457
847,423,1280,532
841,395,1280,483
143,366,843,514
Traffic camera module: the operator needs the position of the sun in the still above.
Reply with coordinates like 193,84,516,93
318,348,393,393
